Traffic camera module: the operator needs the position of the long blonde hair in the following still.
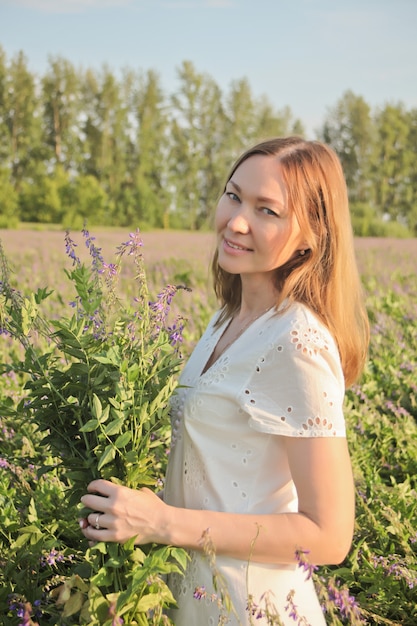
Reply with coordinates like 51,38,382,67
212,137,369,387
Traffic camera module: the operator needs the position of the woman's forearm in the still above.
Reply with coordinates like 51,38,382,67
161,437,355,565
162,505,352,565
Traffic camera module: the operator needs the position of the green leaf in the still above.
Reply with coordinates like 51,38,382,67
10,533,31,550
93,355,115,364
114,431,131,448
67,362,90,376
18,524,42,534
80,418,99,433
91,566,113,587
63,346,87,360
34,286,54,304
92,394,102,420
127,363,140,382
99,404,110,424
134,593,164,613
67,470,96,482
170,546,189,571
97,444,116,470
62,591,85,618
106,556,125,568
124,450,139,464
21,295,38,335
104,417,124,436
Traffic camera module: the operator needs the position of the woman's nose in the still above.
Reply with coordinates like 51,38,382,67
227,210,250,234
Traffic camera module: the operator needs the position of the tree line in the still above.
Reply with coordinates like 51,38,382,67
0,47,416,235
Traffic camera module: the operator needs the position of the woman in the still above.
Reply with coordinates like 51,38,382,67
80,137,369,625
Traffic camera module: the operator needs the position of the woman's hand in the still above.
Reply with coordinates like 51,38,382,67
79,479,169,545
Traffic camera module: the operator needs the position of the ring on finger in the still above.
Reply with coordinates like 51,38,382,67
94,513,101,530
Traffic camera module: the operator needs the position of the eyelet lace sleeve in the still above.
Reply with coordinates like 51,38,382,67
239,304,346,437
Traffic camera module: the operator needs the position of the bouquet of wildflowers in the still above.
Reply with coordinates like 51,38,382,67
0,229,188,625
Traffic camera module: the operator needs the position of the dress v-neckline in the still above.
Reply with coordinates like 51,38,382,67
200,308,274,377
200,318,233,376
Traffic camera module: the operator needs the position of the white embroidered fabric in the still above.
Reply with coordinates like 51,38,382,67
164,302,345,625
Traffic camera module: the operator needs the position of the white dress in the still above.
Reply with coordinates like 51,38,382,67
164,302,346,626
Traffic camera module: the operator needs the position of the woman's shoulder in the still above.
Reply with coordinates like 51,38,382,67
269,301,340,358
243,302,346,437
275,300,332,333
277,299,322,323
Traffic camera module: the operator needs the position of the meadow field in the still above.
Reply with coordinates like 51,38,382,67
0,228,416,625
1,228,416,274
1,229,416,331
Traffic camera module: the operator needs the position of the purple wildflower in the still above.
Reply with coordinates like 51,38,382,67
350,384,367,403
168,317,185,348
357,488,368,502
101,262,118,277
108,601,124,625
384,400,411,419
0,422,15,440
246,597,264,620
149,285,177,331
372,554,417,589
82,227,104,274
115,230,146,293
40,548,65,567
116,230,144,258
64,231,80,267
326,579,363,620
295,548,318,580
354,420,365,435
192,586,222,609
284,590,310,624
8,597,39,626
193,586,206,600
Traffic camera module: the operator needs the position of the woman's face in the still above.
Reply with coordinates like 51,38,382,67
215,154,305,281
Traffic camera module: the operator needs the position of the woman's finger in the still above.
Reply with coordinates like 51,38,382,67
88,511,108,530
80,492,110,512
86,478,116,495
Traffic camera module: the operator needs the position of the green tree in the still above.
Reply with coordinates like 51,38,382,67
372,103,413,225
81,66,129,201
320,90,375,204
169,60,226,229
255,98,304,141
3,51,42,189
0,46,8,163
407,108,417,234
42,55,81,167
0,167,19,227
61,173,110,228
222,77,258,163
4,47,417,233
125,68,170,227
19,175,59,224
222,79,303,166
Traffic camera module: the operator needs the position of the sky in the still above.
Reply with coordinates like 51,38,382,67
0,0,416,137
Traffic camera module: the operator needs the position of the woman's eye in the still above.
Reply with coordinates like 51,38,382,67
226,192,240,202
261,207,279,217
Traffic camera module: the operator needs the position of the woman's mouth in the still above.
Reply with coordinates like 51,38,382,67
224,238,252,252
